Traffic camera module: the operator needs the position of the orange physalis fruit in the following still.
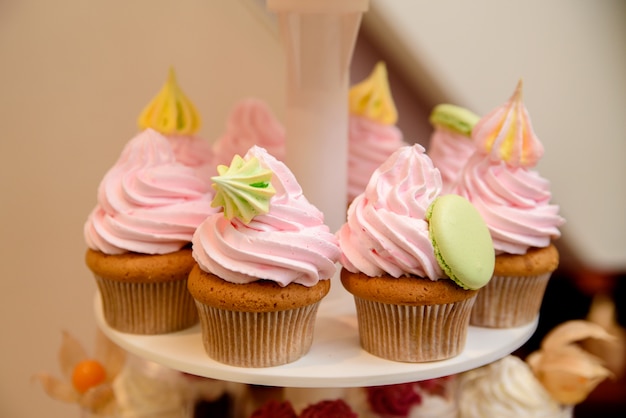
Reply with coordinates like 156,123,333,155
71,359,106,394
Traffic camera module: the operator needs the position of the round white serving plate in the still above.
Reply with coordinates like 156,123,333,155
95,286,536,388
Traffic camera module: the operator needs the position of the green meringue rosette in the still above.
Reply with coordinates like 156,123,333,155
211,155,276,224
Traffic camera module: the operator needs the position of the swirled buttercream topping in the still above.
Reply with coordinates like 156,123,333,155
459,356,569,418
192,146,340,287
453,153,563,254
84,129,217,255
138,68,201,135
212,98,285,166
348,115,405,202
349,61,398,125
338,144,444,280
211,154,276,224
453,82,564,254
473,79,543,168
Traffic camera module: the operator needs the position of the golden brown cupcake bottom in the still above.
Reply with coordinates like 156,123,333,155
188,265,330,367
470,244,559,328
341,269,478,362
86,248,198,335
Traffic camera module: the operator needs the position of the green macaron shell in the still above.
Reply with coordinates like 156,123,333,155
426,194,495,290
429,104,480,136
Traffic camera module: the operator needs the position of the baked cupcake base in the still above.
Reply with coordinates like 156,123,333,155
86,248,198,335
470,244,559,328
469,272,551,328
341,269,478,363
188,265,330,368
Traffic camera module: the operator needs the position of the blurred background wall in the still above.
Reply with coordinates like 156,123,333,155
0,1,287,416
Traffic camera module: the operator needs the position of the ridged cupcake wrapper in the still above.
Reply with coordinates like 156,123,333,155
470,272,552,328
95,276,198,335
195,302,321,367
353,297,476,362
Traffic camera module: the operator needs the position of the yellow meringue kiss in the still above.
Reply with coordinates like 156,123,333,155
138,67,201,135
349,61,398,125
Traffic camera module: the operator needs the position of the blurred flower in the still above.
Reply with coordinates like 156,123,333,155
527,320,615,405
34,330,126,415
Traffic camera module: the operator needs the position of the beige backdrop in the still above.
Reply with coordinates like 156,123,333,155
0,1,288,416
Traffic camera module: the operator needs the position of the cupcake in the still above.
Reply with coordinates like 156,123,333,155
212,97,286,167
189,146,341,367
337,144,495,362
458,320,614,417
138,67,215,178
84,128,217,334
427,103,480,193
452,80,565,328
348,61,406,203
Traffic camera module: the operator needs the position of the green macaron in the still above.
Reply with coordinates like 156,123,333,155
426,194,495,290
429,103,480,136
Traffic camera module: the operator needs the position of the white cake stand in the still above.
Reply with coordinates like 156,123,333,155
94,0,537,389
94,287,536,388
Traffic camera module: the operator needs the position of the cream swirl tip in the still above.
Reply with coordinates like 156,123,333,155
84,129,217,255
338,144,444,280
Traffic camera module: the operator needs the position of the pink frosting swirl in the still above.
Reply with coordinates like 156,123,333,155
212,98,285,167
84,129,217,255
452,82,564,254
348,115,406,202
192,146,340,287
428,126,476,193
453,153,563,254
338,144,444,280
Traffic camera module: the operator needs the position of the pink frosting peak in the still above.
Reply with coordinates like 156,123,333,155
348,115,406,202
473,80,544,168
84,129,217,255
453,82,564,255
212,98,285,167
338,144,444,280
192,146,340,287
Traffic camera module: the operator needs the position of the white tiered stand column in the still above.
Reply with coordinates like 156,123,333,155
268,0,371,408
94,0,537,404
